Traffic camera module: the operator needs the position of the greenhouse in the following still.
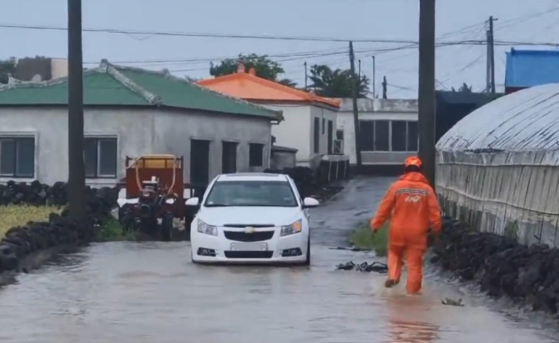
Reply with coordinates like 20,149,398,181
436,83,559,248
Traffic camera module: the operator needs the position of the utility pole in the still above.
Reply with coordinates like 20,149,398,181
372,56,376,98
349,41,362,169
486,26,491,92
486,16,497,93
68,0,86,219
418,0,436,187
489,16,496,94
382,76,388,99
304,61,308,90
358,59,361,80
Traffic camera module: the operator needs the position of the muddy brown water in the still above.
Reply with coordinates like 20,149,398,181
0,177,557,342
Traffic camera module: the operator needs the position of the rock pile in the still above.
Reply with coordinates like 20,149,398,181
0,181,119,273
432,217,559,314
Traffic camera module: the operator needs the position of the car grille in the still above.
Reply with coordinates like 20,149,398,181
224,230,275,242
223,224,274,228
224,251,274,259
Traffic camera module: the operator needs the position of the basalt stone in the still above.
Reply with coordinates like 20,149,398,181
433,216,559,316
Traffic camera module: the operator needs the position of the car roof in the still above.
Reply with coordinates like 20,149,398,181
215,173,289,182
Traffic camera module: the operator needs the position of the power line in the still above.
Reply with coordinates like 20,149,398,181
0,23,418,43
495,5,559,32
2,22,559,47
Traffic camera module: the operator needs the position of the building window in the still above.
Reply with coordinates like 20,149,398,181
359,121,375,151
314,117,320,153
391,121,418,152
374,120,390,151
0,137,35,178
322,118,325,134
359,120,418,152
391,121,408,152
358,120,389,151
249,143,264,167
84,137,117,178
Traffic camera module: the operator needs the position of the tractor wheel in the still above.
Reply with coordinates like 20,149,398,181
184,216,192,242
161,212,173,242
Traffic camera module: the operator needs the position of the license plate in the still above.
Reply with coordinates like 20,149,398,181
230,242,268,251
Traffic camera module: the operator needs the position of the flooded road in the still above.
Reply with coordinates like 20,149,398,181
0,177,557,342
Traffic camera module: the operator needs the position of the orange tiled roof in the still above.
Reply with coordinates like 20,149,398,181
197,64,340,108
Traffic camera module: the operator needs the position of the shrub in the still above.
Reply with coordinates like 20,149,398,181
349,222,389,257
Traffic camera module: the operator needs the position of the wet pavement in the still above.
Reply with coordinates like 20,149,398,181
0,177,558,342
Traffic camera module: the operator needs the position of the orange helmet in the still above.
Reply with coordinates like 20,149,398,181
404,156,422,168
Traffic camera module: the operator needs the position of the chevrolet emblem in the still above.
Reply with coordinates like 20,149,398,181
245,226,255,234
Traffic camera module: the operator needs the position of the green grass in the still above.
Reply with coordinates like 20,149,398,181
95,217,136,242
0,205,63,238
0,205,136,242
349,222,389,257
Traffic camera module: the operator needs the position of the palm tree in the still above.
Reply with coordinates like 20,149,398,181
308,64,369,98
277,78,298,88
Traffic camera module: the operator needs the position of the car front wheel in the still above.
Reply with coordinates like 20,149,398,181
304,236,311,266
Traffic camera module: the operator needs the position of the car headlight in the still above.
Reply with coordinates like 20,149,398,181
280,219,303,236
198,220,218,236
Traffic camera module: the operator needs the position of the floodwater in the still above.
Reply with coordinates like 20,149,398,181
0,177,558,342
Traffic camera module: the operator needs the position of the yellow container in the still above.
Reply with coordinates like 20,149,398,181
133,155,179,169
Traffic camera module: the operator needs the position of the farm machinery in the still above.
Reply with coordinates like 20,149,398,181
117,154,191,241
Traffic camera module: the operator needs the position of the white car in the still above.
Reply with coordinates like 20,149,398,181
186,173,320,265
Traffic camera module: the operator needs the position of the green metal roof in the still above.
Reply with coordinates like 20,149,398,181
0,61,281,120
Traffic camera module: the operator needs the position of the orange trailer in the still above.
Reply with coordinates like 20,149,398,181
119,154,187,241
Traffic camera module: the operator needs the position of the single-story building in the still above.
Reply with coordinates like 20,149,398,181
198,65,344,171
0,60,282,187
336,97,418,173
505,48,559,94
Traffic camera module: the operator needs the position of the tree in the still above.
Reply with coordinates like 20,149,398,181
210,54,282,80
0,57,17,84
277,78,297,88
209,53,297,87
308,64,369,98
451,83,473,93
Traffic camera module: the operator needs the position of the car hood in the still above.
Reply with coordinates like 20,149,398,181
198,206,303,227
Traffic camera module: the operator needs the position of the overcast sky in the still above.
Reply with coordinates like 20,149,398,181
2,0,559,98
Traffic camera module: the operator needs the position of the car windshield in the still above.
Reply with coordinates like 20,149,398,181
204,180,298,207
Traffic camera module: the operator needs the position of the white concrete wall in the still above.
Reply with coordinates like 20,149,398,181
0,107,153,186
0,107,272,186
152,109,272,182
261,104,311,164
262,103,338,169
337,110,418,165
309,105,337,169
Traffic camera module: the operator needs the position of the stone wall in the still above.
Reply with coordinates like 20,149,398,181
0,181,118,274
432,216,559,314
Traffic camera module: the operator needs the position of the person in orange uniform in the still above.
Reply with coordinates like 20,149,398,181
370,156,442,295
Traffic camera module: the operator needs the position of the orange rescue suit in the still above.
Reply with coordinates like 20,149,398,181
370,172,442,294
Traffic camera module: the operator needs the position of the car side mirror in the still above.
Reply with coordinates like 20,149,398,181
185,197,200,206
302,197,319,208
